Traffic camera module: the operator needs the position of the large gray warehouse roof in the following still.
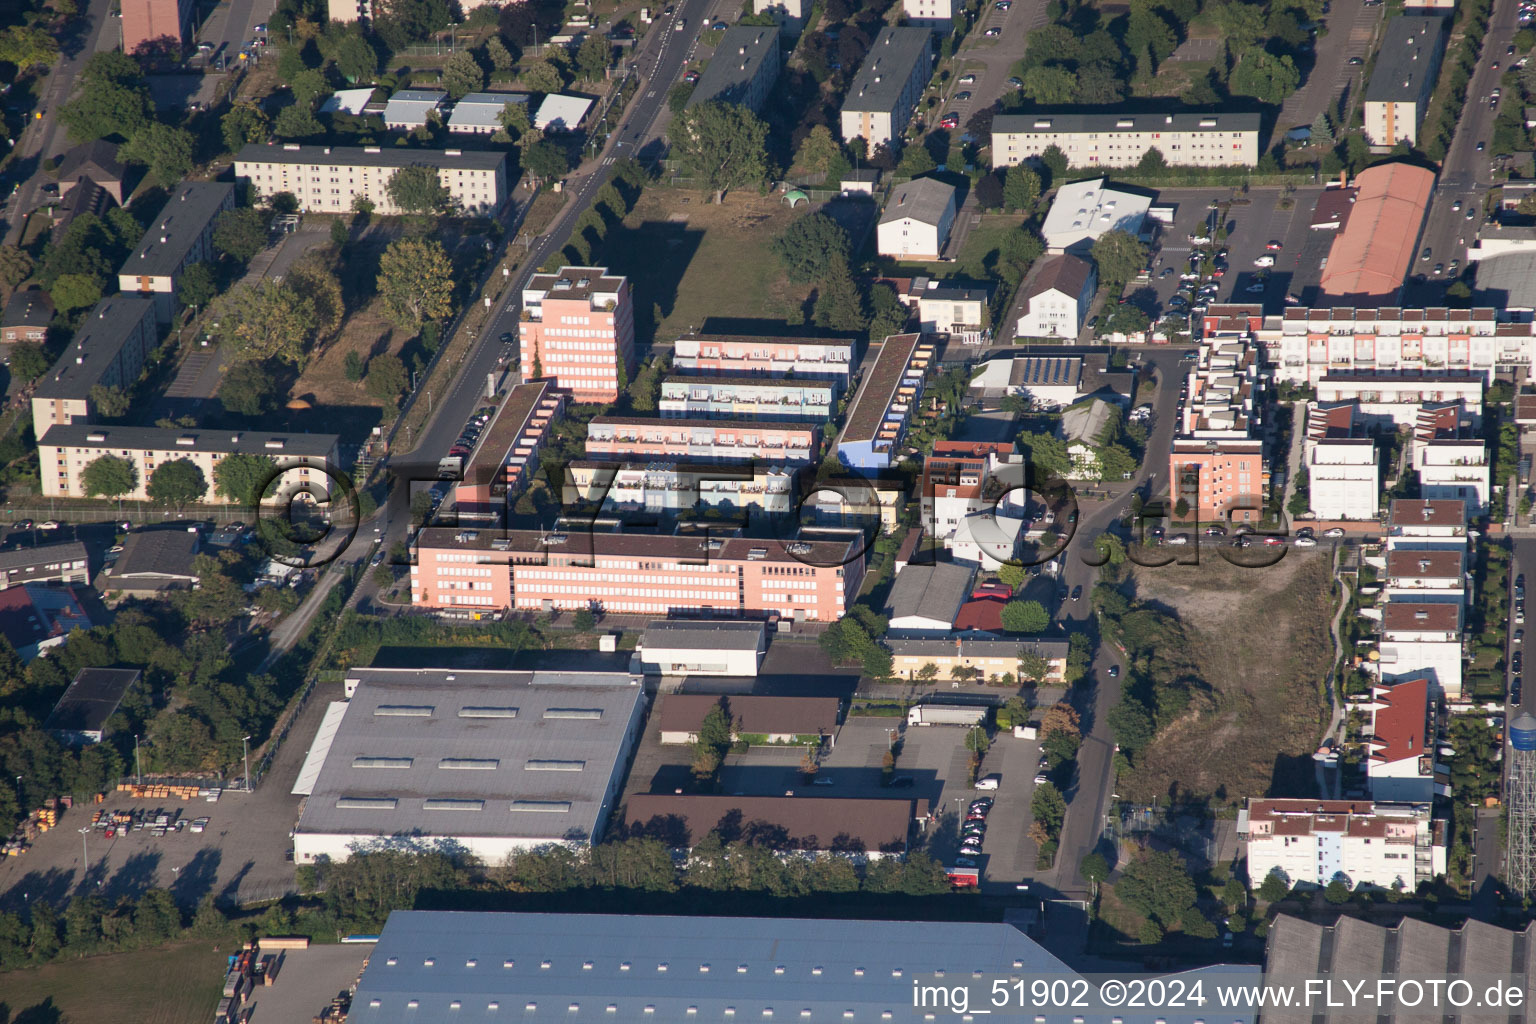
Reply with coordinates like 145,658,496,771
842,27,931,114
347,910,1079,1023
296,669,645,845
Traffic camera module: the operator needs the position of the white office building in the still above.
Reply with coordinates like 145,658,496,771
1241,799,1446,891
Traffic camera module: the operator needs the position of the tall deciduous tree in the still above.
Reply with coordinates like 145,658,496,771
147,458,209,510
0,25,60,69
58,52,153,142
119,122,196,184
771,212,850,282
385,164,454,215
0,246,33,287
89,384,131,418
377,236,453,332
222,103,269,151
365,353,409,404
1000,599,1049,633
1002,164,1041,212
1022,65,1077,105
793,124,843,175
521,139,570,187
212,280,316,365
286,257,344,339
1090,229,1148,288
1115,849,1198,927
213,452,279,506
49,273,101,317
81,455,138,505
334,32,380,82
667,101,770,203
576,34,612,82
484,36,515,73
442,48,486,99
213,207,269,262
521,58,564,94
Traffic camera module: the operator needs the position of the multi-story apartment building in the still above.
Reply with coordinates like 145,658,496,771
1386,498,1469,550
518,266,635,403
672,334,854,383
454,381,566,522
991,111,1262,169
903,0,958,28
117,181,236,323
409,527,866,622
686,25,782,113
0,543,90,588
1383,547,1467,603
1016,254,1096,338
1171,438,1267,523
1314,371,1485,427
658,376,834,421
234,144,508,217
919,440,1025,540
1358,675,1445,805
1380,600,1464,699
586,417,818,462
1222,304,1536,387
32,296,157,430
1411,402,1489,515
1363,16,1447,147
887,277,989,343
1241,799,1446,891
1170,335,1269,522
563,461,799,517
1304,401,1379,521
121,0,192,57
837,333,933,470
36,424,341,503
839,27,933,148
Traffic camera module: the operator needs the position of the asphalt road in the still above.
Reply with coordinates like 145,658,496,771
1408,0,1523,304
1,0,116,245
1045,346,1186,898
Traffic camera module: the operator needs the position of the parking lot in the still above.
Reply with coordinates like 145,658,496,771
0,680,342,913
1125,186,1329,322
240,943,371,1024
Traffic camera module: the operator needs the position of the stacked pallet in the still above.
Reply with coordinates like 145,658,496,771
313,990,351,1023
115,782,207,800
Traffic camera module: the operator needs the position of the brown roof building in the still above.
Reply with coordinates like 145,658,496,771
654,694,841,744
624,794,921,856
1318,163,1436,305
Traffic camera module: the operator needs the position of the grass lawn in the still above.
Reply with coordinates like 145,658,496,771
886,213,1027,281
1137,60,1212,98
0,941,226,1024
601,188,814,350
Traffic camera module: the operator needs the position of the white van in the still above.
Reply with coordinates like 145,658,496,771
975,774,1000,790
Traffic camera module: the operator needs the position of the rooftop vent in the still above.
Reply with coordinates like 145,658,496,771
375,704,434,717
423,798,485,810
525,759,585,771
459,706,517,718
439,758,500,770
176,435,196,446
336,796,397,809
510,800,572,812
86,432,106,443
543,708,603,720
352,757,413,768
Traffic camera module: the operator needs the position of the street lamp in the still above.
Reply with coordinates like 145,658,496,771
134,735,141,785
79,826,90,878
242,736,252,793
13,775,20,807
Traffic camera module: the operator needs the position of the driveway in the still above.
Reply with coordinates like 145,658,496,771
1273,1,1385,145
937,0,1045,137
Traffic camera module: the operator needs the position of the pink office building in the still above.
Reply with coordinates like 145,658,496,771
121,0,193,56
519,266,636,403
585,416,818,462
410,528,865,622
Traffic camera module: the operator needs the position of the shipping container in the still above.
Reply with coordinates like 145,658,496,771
907,704,987,727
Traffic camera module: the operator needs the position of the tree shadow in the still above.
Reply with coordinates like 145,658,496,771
103,849,163,904
2,998,64,1024
171,846,222,908
0,867,77,914
218,859,255,904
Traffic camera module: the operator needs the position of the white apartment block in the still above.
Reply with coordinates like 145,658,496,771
1380,599,1463,699
1414,439,1489,515
1383,547,1467,604
1312,372,1486,428
1307,439,1379,520
233,143,508,217
903,0,957,28
36,425,341,504
1241,799,1446,891
1256,306,1536,386
990,111,1262,169
839,27,932,149
1358,676,1445,806
563,461,798,517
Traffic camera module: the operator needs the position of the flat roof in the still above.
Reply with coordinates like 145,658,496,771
885,634,1069,658
660,374,836,393
675,333,854,353
37,423,339,458
1365,15,1447,103
1041,178,1151,244
464,380,559,478
234,143,506,172
641,619,766,651
841,333,925,443
993,110,1262,135
33,295,155,402
625,793,916,853
687,24,780,109
842,27,931,113
525,265,626,304
590,415,815,433
534,94,593,131
653,694,837,736
412,526,860,565
43,667,141,736
879,176,955,227
121,181,234,279
348,911,1079,1024
296,668,645,844
383,89,446,122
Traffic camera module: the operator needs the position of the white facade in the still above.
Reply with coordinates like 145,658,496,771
903,0,957,27
234,144,507,217
877,180,957,260
1243,800,1445,891
1306,438,1379,520
1377,640,1463,699
1259,308,1536,386
991,111,1262,169
1311,374,1486,428
948,511,1024,567
1017,282,1091,338
839,27,932,148
1040,178,1150,254
1413,439,1489,516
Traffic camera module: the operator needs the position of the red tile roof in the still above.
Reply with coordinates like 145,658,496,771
1382,601,1462,633
953,596,1006,632
1366,676,1429,765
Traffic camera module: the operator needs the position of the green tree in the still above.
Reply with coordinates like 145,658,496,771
813,256,866,332
0,245,33,287
213,452,279,506
88,384,131,418
667,101,770,203
213,281,315,365
793,124,844,175
1323,879,1351,904
57,52,152,142
1002,164,1041,213
668,81,696,114
1080,851,1110,894
1256,871,1289,903
1000,599,1049,633
499,100,531,136
366,353,410,404
1116,850,1198,927
442,49,486,99
10,342,49,383
1309,111,1334,149
213,207,269,262
377,236,454,331
0,24,60,69
120,122,195,184
772,212,850,283
49,273,101,317
521,58,565,94
576,34,612,82
572,608,597,631
1229,50,1300,103
81,455,138,504
334,32,381,83
867,282,909,339
896,143,937,178
345,350,366,382
1038,144,1069,185
522,139,571,188
1022,65,1077,104
484,35,515,73
1090,229,1148,288
1104,302,1150,336
1017,431,1071,475
386,164,453,215
178,261,217,312
1030,781,1066,837
273,103,324,140
1107,696,1155,751
290,69,331,108
147,458,209,510
218,360,282,416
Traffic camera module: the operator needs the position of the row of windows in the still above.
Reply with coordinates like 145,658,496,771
527,584,740,600
541,340,617,351
437,567,494,577
521,569,731,583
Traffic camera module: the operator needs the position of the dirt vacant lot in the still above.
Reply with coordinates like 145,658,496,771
1121,551,1336,803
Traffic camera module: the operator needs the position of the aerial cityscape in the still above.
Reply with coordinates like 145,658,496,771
0,0,1535,1017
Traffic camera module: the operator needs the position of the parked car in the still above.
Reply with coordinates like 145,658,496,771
1324,527,1346,538
984,26,1001,34
1107,665,1121,678
1265,240,1283,250
1347,56,1363,65
954,91,972,101
1295,536,1318,547
1253,255,1276,267
958,73,977,84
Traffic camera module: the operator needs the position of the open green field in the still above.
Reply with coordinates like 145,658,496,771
0,941,226,1024
603,188,816,349
887,213,1028,280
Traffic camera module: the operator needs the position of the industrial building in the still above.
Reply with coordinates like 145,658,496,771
883,560,974,631
637,621,768,677
291,668,647,864
43,668,141,746
1318,163,1436,305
